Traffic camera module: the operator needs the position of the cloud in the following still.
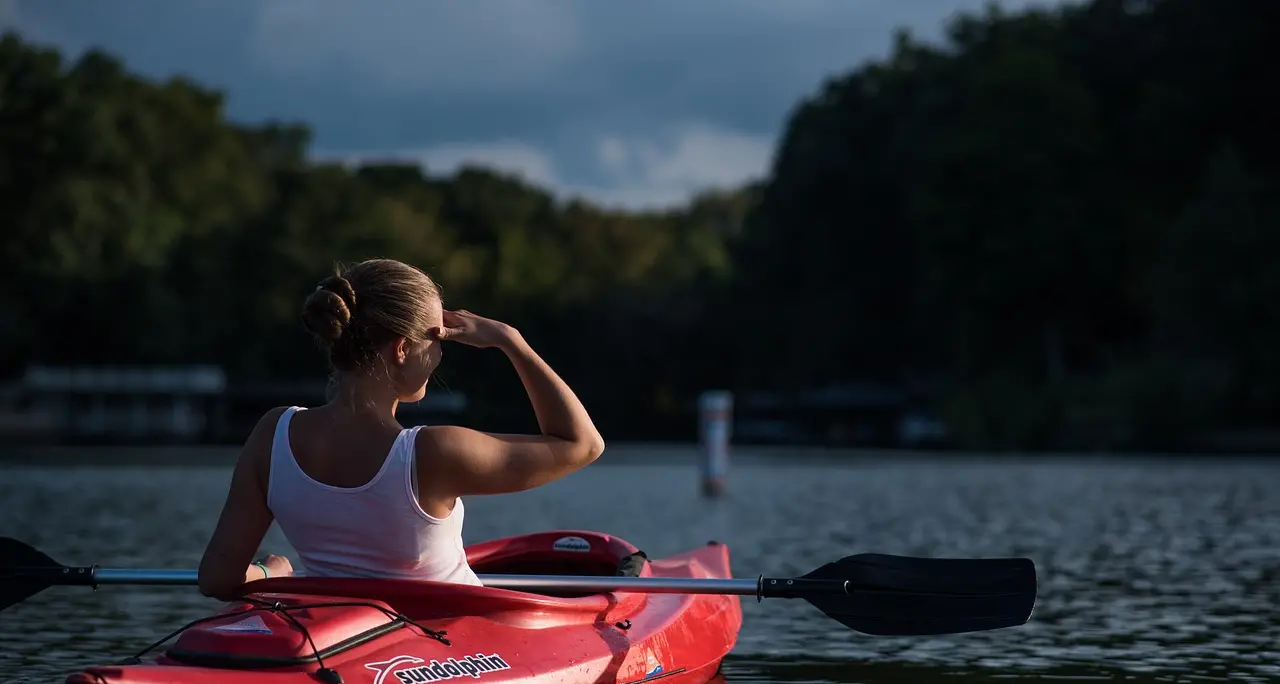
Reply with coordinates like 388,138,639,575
324,123,772,211
417,141,561,189
596,137,630,174
623,125,773,189
248,0,584,92
315,139,560,188
0,0,65,46
582,125,773,208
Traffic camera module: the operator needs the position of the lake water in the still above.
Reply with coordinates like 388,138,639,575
1,449,1278,683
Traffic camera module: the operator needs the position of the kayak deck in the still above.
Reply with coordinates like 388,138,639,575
65,530,743,684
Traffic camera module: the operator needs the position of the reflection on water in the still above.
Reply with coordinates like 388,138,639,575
1,453,1278,683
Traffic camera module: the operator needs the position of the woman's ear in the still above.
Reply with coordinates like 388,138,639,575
392,337,409,365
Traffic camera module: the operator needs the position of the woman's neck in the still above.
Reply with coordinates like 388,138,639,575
330,376,401,424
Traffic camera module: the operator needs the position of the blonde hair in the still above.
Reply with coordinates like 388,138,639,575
300,258,441,373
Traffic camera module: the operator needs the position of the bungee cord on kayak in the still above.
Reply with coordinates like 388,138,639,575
116,596,452,684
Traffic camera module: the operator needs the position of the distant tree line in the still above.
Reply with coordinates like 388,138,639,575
2,0,1276,450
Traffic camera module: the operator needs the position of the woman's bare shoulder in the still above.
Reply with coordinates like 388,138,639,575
246,406,292,444
238,406,293,471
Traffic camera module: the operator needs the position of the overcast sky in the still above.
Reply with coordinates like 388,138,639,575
1,0,1062,209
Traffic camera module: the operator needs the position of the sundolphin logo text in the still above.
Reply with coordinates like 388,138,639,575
365,653,512,684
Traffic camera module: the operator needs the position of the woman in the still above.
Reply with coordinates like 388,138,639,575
197,258,605,600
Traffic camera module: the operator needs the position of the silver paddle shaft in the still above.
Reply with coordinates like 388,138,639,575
92,569,199,585
88,568,765,595
477,575,761,595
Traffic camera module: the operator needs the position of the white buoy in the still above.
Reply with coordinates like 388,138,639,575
698,390,734,497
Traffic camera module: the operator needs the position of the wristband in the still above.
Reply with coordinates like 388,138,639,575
252,561,270,579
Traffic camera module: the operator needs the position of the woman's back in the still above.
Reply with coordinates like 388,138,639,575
266,406,480,585
197,259,603,601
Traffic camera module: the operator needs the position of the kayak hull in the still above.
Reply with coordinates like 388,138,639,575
65,531,743,684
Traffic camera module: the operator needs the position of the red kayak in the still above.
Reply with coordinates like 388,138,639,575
64,531,743,684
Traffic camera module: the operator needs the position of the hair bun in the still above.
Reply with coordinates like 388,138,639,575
301,275,357,344
318,275,357,312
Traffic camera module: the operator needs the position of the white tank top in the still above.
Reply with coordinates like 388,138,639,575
265,407,481,585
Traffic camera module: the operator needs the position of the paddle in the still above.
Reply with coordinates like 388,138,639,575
0,536,1037,636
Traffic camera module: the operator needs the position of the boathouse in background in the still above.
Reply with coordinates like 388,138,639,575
0,365,467,445
733,382,949,448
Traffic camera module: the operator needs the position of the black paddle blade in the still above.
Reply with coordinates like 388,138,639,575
802,553,1037,636
0,537,67,610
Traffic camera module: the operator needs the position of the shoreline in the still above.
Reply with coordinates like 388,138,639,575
1,442,1277,468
